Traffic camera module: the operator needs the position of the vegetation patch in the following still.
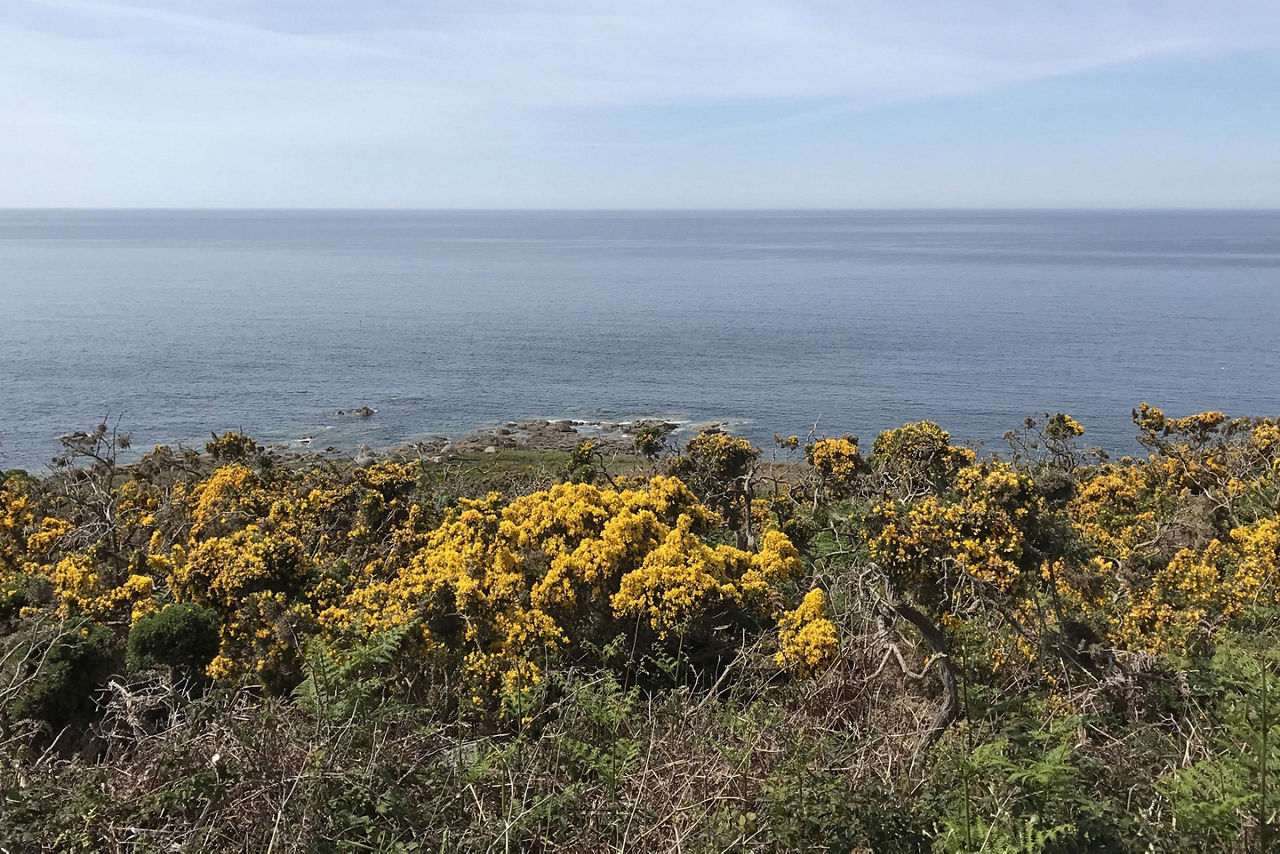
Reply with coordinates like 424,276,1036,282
2,407,1280,850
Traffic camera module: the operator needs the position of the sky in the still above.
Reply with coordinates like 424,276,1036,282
2,1,1279,208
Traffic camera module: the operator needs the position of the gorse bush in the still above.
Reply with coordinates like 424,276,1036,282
205,429,261,463
670,428,760,538
325,475,832,717
563,438,599,484
871,419,976,498
3,404,1280,850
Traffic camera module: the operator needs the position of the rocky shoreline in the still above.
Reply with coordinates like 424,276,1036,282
261,416,720,466
447,417,688,454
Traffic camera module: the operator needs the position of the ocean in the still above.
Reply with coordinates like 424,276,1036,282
1,209,1278,471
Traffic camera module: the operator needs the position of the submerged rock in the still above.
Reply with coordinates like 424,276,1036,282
332,405,378,418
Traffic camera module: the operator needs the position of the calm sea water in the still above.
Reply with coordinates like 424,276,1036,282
1,210,1278,471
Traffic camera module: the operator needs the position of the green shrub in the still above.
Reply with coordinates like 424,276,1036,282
11,621,116,728
126,602,221,675
0,572,28,620
760,740,928,853
563,439,599,484
1160,633,1280,852
632,422,674,458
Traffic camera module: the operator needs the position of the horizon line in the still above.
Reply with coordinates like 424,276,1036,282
3,206,1279,214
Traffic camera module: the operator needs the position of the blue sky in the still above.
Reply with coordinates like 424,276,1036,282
2,1,1279,208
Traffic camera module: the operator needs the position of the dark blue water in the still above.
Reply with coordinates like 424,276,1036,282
2,210,1278,471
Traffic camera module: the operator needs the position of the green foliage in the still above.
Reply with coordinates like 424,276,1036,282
633,421,675,458
126,602,221,674
1161,633,1280,852
0,571,29,620
928,715,1137,854
5,408,1280,848
554,672,641,790
563,439,599,484
759,739,929,853
0,760,110,851
292,622,413,722
11,620,117,728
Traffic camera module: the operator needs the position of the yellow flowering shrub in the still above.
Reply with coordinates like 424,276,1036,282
870,462,1042,607
1249,422,1280,454
2,430,833,720
26,516,75,556
870,421,976,497
1046,413,1085,439
47,553,156,624
806,436,863,497
166,526,312,681
286,460,422,550
201,590,312,684
172,526,309,609
1068,464,1158,565
0,478,42,616
1004,412,1089,470
0,480,36,572
774,588,839,673
1130,404,1280,524
1230,517,1280,605
1121,543,1227,652
1112,518,1280,654
185,463,256,538
9,407,1275,730
333,475,818,714
679,432,758,477
205,430,261,462
669,430,760,530
1057,409,1280,654
610,516,739,633
1134,403,1229,444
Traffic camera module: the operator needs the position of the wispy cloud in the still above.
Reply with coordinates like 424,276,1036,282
2,1,1279,205
11,1,1278,104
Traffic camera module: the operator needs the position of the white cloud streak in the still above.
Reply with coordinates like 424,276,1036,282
1,1,1278,205
11,1,1279,105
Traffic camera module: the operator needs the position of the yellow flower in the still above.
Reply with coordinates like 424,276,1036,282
775,588,838,672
